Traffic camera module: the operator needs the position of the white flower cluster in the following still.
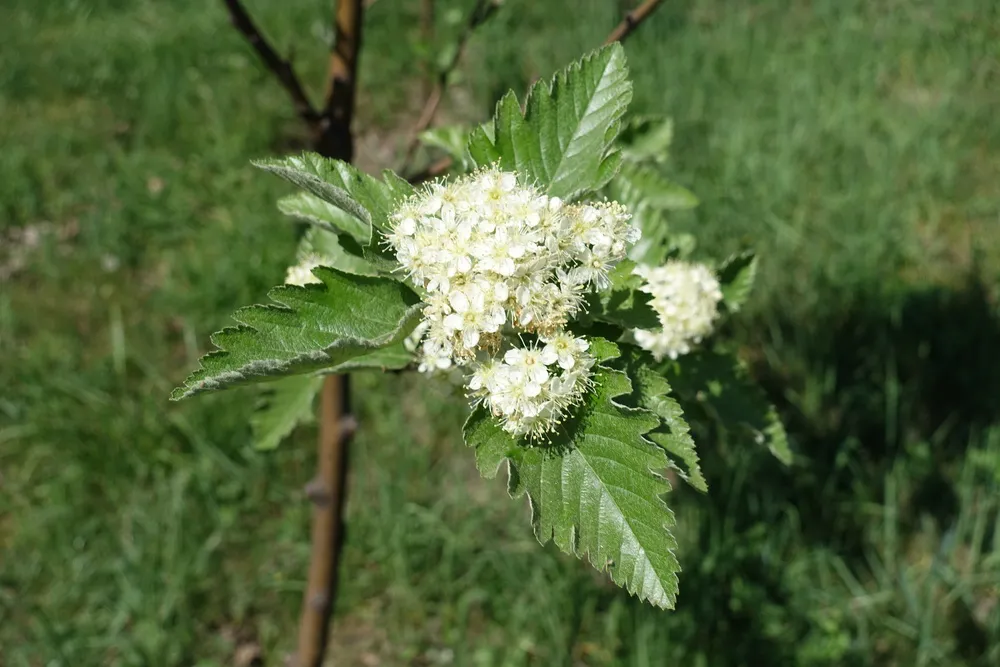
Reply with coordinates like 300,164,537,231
632,260,723,361
284,253,325,286
468,332,595,438
386,166,639,438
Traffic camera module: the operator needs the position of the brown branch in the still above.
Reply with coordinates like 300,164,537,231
399,0,501,174
221,0,320,127
293,3,365,667
604,0,665,45
315,0,365,161
294,376,357,667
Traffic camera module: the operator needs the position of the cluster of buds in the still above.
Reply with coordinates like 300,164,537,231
632,260,723,360
386,167,639,438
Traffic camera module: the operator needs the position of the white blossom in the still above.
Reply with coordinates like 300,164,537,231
632,260,723,360
468,336,595,439
385,166,640,371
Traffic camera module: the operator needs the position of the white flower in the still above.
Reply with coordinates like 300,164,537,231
503,346,550,385
632,260,723,360
540,331,590,370
469,336,594,438
384,166,639,378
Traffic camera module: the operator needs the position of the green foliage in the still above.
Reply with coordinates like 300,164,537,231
718,251,759,313
256,154,414,233
618,114,674,163
171,268,422,399
583,259,660,330
297,226,379,277
613,347,708,493
419,126,473,170
259,154,414,272
468,43,632,199
277,192,369,243
251,374,323,451
6,0,1000,664
608,118,697,267
464,340,681,609
665,349,792,465
610,161,699,212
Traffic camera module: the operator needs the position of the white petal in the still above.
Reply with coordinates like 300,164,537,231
462,328,481,348
397,217,417,235
504,349,524,365
529,366,549,384
449,290,470,313
539,346,558,366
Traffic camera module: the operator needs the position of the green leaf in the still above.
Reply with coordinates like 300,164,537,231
278,192,369,243
611,162,699,211
585,260,660,330
323,343,413,372
464,354,680,609
298,227,379,277
469,43,633,200
172,268,422,400
619,114,674,163
664,349,791,465
255,153,414,232
625,204,670,266
613,347,707,492
251,375,324,451
717,251,758,313
419,126,473,170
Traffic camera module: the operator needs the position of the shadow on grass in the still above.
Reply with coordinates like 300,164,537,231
647,271,1000,665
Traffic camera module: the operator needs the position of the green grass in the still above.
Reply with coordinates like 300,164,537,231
2,0,999,665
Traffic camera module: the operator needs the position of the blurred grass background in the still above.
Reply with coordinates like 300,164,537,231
2,0,999,665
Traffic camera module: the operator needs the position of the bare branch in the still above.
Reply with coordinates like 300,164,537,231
293,2,365,667
399,0,502,174
293,375,355,667
605,0,665,45
316,0,366,160
221,0,320,127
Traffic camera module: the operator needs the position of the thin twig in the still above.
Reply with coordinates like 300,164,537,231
221,0,320,127
293,2,365,666
399,0,501,174
604,0,665,45
403,0,665,182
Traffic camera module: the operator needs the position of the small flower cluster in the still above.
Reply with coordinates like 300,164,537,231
284,253,325,287
386,166,639,437
387,167,636,370
632,260,723,361
468,332,595,438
